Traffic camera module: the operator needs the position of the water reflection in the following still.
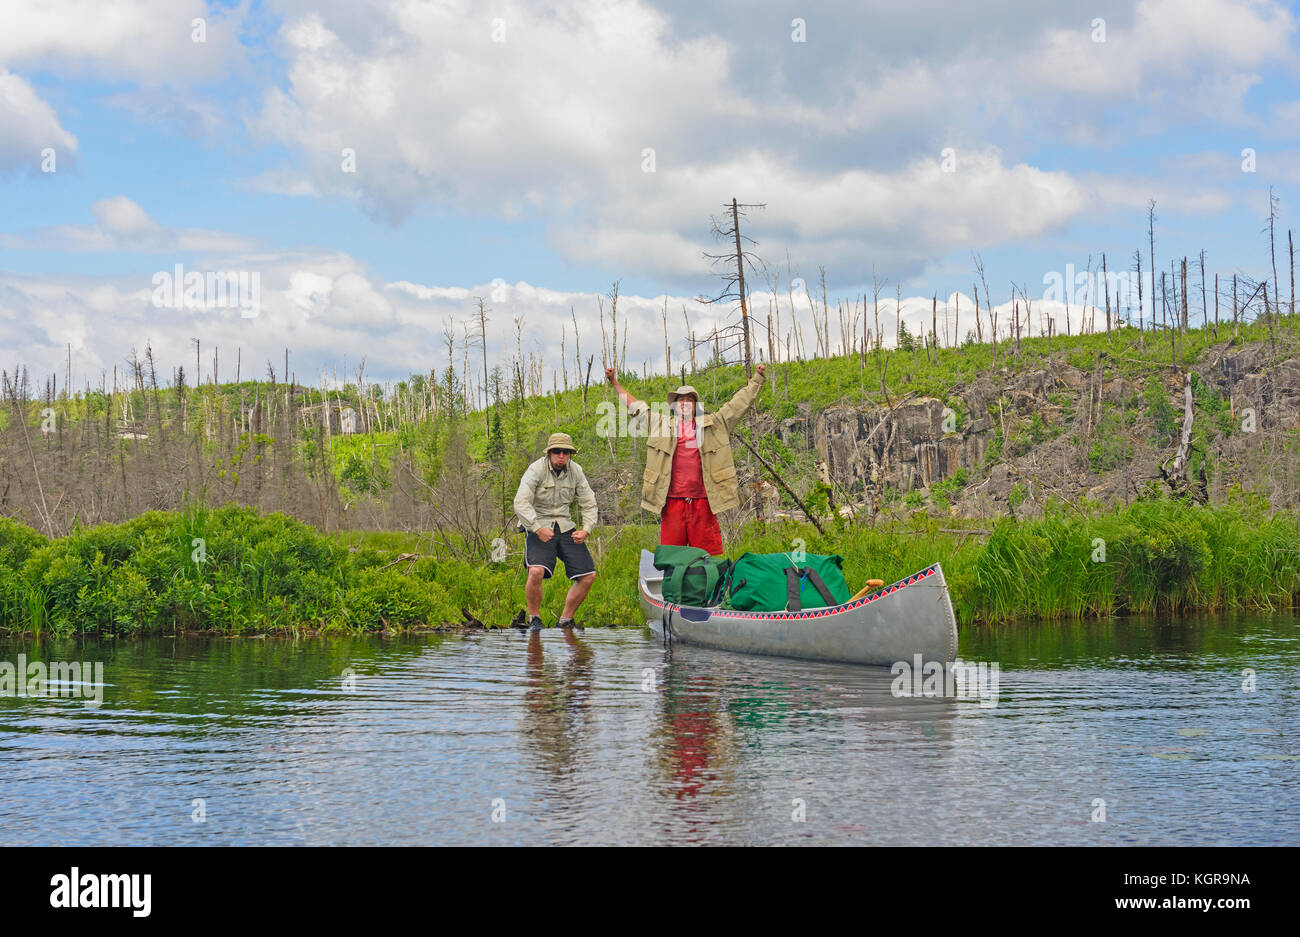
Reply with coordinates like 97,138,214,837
0,610,1295,845
649,643,959,843
522,628,593,781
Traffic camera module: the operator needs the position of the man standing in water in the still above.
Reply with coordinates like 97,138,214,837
513,433,599,631
605,364,765,555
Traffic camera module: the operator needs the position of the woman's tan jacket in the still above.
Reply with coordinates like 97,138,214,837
630,369,765,516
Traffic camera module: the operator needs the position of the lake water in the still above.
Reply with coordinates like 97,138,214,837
1,612,1297,846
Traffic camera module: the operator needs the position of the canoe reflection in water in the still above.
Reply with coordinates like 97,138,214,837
653,644,959,829
522,627,594,780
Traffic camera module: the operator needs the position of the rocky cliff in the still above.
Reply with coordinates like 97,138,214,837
769,340,1300,516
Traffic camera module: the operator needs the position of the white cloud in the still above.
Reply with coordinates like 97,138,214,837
0,1,248,165
0,241,1235,403
1,196,260,253
251,0,756,228
550,149,1088,283
240,169,319,197
92,195,161,237
1085,174,1236,215
103,88,228,137
0,68,77,173
248,0,1295,280
286,270,334,312
0,0,246,85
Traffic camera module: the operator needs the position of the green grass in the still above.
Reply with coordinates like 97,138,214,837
7,316,1297,527
0,506,460,636
4,314,1298,632
2,496,1296,635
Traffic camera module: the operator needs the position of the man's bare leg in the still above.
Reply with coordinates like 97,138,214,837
525,566,547,617
561,572,596,620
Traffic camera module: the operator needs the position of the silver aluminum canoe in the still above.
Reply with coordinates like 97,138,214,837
639,549,958,666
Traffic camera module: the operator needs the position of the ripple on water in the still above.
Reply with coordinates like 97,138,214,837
1,611,1297,845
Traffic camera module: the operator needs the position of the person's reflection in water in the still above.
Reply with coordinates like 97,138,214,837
657,655,735,802
522,626,593,783
669,700,718,801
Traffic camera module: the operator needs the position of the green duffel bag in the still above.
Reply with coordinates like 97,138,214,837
653,544,733,607
726,551,851,612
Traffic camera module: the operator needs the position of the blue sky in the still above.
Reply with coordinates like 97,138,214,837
2,0,1299,387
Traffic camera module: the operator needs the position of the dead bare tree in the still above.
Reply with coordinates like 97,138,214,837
1148,200,1158,340
1198,250,1207,333
611,280,625,374
1266,186,1281,319
699,198,767,377
472,297,490,433
570,306,582,394
1134,249,1144,345
661,296,671,377
872,266,886,353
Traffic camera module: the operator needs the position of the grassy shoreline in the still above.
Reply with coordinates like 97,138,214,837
2,497,1298,636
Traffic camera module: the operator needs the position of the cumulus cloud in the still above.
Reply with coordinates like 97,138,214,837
0,0,246,85
249,0,1295,281
0,68,77,173
0,196,260,253
0,1,249,170
550,149,1088,283
92,195,161,237
3,0,1296,391
3,243,1135,403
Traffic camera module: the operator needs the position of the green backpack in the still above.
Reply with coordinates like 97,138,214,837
653,545,733,607
726,551,851,612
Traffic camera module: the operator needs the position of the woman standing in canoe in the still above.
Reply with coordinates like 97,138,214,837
606,364,765,556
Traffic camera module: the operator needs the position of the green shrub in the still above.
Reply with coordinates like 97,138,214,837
1088,409,1128,473
0,517,47,570
1144,377,1180,445
343,568,457,631
931,468,969,510
4,498,1296,634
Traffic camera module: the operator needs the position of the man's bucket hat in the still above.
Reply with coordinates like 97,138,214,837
545,432,578,453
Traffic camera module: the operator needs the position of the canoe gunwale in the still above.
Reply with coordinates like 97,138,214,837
638,552,958,665
640,563,946,622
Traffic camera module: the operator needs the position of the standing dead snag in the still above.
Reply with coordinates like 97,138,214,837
733,433,824,536
1198,250,1208,333
1147,199,1158,339
1102,253,1111,338
700,197,766,377
1267,186,1281,319
661,297,671,377
1181,257,1189,334
570,306,582,396
472,297,490,434
1133,250,1144,344
1160,372,1205,502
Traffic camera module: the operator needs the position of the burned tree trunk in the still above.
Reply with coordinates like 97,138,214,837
1160,372,1205,502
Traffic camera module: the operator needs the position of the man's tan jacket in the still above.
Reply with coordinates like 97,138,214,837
631,368,765,516
513,457,598,533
